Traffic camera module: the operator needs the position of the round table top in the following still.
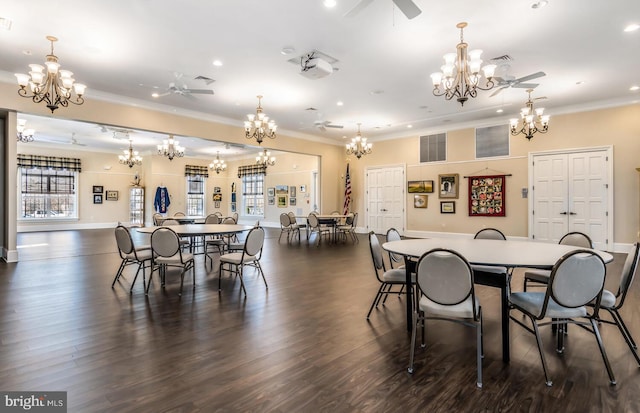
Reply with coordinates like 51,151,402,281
136,224,253,236
382,238,613,269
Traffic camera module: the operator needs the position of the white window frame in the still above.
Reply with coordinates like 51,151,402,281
242,174,264,217
18,167,79,220
186,175,206,216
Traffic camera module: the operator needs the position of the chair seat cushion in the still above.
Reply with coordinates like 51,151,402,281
599,289,616,308
126,249,153,261
383,268,415,283
136,244,151,251
510,292,587,318
220,252,257,265
524,269,551,283
471,264,507,275
155,253,194,265
419,295,480,319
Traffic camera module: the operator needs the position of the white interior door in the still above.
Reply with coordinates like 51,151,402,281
530,148,611,250
366,165,404,234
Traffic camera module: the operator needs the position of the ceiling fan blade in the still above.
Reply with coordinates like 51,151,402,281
184,89,214,95
344,0,374,17
515,71,546,83
490,86,507,97
326,124,344,129
392,0,422,19
317,125,327,132
512,83,539,89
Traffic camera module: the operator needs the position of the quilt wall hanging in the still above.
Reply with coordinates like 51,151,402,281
468,175,505,217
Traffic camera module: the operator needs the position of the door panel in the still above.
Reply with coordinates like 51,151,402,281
532,154,568,242
366,166,404,234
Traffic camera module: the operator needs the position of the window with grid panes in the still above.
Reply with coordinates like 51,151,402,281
19,168,78,219
242,174,264,216
186,175,206,216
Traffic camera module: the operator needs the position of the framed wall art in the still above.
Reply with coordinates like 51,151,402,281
290,186,296,197
408,180,434,193
92,185,103,194
105,190,118,201
93,194,103,204
440,201,455,214
438,174,459,199
267,187,275,197
290,197,296,206
468,175,506,217
277,195,287,208
413,194,428,208
275,185,288,195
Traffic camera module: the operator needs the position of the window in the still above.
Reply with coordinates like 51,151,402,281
19,168,78,219
420,133,447,162
476,125,510,158
186,175,206,216
242,174,264,216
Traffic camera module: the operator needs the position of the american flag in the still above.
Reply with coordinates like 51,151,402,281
343,163,351,215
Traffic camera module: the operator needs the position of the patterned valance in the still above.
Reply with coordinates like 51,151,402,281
17,154,82,172
185,164,209,178
237,164,267,178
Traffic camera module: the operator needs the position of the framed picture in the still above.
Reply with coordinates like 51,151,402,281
214,201,221,208
230,203,236,212
93,194,103,204
105,190,118,201
212,193,222,202
267,187,275,197
300,185,306,193
408,180,434,193
289,197,296,206
440,201,456,214
439,174,459,199
277,195,287,208
290,186,296,197
413,194,428,208
92,185,103,194
268,197,275,205
214,186,221,193
468,175,506,217
275,185,288,194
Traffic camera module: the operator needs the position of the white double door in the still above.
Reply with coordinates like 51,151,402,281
529,147,612,250
366,165,405,235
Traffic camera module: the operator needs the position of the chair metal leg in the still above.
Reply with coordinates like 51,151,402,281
366,284,385,319
408,311,419,374
531,317,553,386
238,265,247,296
129,262,144,293
112,259,127,287
256,261,268,289
556,319,565,354
590,318,617,385
609,308,638,349
476,309,483,388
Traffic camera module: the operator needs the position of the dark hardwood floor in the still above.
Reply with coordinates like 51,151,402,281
1,228,638,412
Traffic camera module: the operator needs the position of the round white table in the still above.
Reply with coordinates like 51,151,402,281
137,224,253,252
382,237,613,362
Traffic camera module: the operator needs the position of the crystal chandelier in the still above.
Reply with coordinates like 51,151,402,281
430,22,496,106
245,95,277,144
119,137,142,168
256,149,276,167
16,119,35,143
346,123,372,159
15,36,87,113
510,89,550,140
157,135,185,160
209,151,227,174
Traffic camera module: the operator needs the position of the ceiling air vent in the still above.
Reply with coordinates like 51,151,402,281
490,54,513,62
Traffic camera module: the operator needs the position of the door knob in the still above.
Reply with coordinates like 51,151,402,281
560,212,568,215
569,212,577,215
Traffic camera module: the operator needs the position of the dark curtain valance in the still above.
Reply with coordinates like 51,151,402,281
185,164,209,178
17,154,82,172
237,164,267,178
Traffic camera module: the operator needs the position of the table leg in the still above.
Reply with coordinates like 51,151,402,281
473,270,511,363
404,257,415,332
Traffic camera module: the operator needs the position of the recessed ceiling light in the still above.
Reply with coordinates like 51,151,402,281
323,0,337,8
336,101,344,106
281,46,295,55
212,60,223,67
630,85,640,91
496,109,504,113
531,0,548,9
624,24,640,32
407,125,413,128
151,93,159,98
576,81,585,85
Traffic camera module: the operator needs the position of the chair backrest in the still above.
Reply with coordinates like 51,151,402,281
368,231,386,274
205,214,221,224
352,212,358,227
115,225,134,255
330,210,340,215
222,216,235,224
232,212,239,223
151,227,181,258
616,242,640,307
280,213,292,228
416,248,477,318
244,227,265,257
308,213,319,229
152,213,163,226
474,228,506,240
386,228,403,265
344,213,355,226
559,231,593,248
288,211,297,225
549,250,606,310
162,219,180,226
173,212,186,217
214,212,223,217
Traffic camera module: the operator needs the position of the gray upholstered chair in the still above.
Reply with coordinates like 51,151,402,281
218,226,267,296
386,228,404,269
591,242,640,365
523,232,593,291
279,212,299,243
307,213,331,246
336,213,358,243
149,227,195,296
152,212,163,226
113,224,153,293
367,231,415,319
471,228,509,280
509,249,616,386
232,212,239,223
173,211,186,217
408,248,483,388
288,211,307,239
162,218,190,250
204,213,225,270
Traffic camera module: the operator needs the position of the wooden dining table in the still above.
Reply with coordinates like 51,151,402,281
382,237,614,363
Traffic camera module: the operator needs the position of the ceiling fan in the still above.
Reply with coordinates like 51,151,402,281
345,0,422,19
490,71,546,97
37,132,86,146
153,72,214,99
314,120,344,131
